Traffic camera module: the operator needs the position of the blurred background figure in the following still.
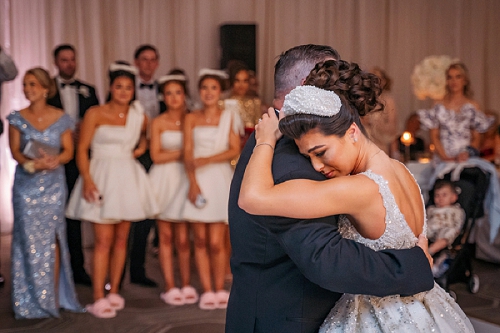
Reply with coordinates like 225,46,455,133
479,110,499,164
149,74,198,306
418,62,492,163
66,62,158,318
8,67,82,318
391,112,426,162
362,66,398,155
47,44,99,287
182,69,240,310
224,60,262,148
0,44,18,288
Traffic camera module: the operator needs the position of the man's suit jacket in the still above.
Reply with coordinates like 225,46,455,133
226,133,434,333
47,79,99,194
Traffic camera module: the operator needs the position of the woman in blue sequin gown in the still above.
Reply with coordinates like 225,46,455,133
7,67,83,319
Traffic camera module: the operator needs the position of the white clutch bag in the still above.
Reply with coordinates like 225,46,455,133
22,139,59,159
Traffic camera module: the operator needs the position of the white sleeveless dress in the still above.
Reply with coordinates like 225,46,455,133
319,170,474,333
66,101,159,224
149,130,188,221
182,109,239,223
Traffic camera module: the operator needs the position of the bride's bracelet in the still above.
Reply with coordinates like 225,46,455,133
253,142,275,152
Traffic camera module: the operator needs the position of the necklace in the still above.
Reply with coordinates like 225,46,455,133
118,113,125,118
175,120,181,126
205,117,212,124
366,149,382,166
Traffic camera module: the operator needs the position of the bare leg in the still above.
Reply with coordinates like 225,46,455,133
175,222,191,287
192,223,212,292
109,221,131,295
92,223,114,301
208,223,226,291
158,220,175,291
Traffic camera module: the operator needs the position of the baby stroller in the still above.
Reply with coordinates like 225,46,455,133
427,166,490,298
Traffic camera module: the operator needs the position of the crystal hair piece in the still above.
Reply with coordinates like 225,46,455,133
198,68,229,79
282,85,342,117
157,75,187,84
109,63,138,75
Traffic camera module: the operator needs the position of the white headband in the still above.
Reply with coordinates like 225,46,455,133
109,63,138,75
158,75,187,85
282,85,342,117
198,68,229,79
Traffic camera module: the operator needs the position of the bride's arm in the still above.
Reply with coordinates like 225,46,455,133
239,108,367,219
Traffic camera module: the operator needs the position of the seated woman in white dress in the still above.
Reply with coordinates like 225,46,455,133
149,73,198,306
182,69,241,310
66,62,158,318
239,60,474,332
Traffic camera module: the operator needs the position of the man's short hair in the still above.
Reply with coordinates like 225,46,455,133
53,44,76,59
274,44,340,101
134,44,159,60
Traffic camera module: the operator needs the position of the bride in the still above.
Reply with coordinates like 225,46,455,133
239,60,474,332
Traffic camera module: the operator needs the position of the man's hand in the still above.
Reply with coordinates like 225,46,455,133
416,234,433,268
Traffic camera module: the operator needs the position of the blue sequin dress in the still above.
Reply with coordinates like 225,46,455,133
7,111,84,319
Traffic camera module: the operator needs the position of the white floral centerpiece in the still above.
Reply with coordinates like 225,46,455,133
411,55,459,100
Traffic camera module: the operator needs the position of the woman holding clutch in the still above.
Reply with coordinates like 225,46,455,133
7,67,83,319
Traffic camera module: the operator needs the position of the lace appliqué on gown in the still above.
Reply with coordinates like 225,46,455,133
319,170,474,333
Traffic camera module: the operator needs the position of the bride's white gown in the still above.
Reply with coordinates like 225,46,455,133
319,170,474,333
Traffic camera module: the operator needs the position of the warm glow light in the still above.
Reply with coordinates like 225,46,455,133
400,131,413,146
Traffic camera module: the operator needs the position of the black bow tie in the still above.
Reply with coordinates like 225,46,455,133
61,81,78,88
140,83,154,89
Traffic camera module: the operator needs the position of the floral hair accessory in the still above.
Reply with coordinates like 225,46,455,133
198,68,229,79
109,63,138,75
158,75,187,85
282,85,342,117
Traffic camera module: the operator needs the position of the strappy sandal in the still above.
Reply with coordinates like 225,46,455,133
215,290,230,309
199,291,217,310
160,288,185,306
180,285,199,304
106,293,125,310
86,298,116,318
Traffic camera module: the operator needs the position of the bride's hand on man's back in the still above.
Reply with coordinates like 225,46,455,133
255,107,282,145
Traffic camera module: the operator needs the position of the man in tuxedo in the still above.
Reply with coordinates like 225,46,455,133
47,44,99,286
226,44,434,333
0,45,18,287
128,44,166,287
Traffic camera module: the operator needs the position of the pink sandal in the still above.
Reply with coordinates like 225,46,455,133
181,286,199,304
106,293,125,310
199,291,217,310
86,298,116,318
160,288,185,306
215,290,230,309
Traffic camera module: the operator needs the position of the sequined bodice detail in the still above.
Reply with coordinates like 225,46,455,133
338,170,423,251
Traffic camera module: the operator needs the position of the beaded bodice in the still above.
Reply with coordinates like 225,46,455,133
338,170,426,251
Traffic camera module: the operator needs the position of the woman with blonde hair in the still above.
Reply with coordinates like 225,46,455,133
8,67,82,318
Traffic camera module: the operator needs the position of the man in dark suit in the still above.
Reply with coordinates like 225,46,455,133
47,44,99,286
0,44,18,287
226,45,434,333
128,44,166,287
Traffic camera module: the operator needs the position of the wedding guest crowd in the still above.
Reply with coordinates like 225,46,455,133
4,40,499,323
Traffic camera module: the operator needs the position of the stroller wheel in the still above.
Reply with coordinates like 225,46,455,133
469,274,480,294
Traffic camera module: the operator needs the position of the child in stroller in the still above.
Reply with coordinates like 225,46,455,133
427,167,490,296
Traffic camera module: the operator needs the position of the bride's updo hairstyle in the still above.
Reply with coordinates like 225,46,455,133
279,59,383,140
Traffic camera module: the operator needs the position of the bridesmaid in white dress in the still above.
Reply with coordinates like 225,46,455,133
239,60,473,332
66,62,158,318
149,74,198,306
183,69,241,310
